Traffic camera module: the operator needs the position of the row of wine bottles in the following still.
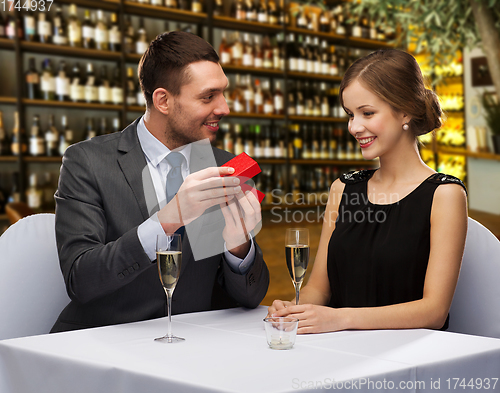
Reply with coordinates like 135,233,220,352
219,30,358,77
0,4,158,55
0,111,121,157
214,122,363,161
225,75,346,118
227,0,394,41
25,58,145,106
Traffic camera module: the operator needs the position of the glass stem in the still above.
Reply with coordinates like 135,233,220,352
167,292,172,338
295,284,300,305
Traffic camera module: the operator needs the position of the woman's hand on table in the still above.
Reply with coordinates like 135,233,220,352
268,302,347,334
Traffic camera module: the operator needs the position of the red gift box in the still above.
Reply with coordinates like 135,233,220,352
222,153,265,203
222,152,261,179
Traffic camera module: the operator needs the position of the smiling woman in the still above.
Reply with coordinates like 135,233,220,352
267,49,468,336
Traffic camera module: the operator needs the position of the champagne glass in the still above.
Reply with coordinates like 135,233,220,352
155,233,184,343
285,228,310,306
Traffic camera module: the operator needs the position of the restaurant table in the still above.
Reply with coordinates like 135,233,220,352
1,306,499,393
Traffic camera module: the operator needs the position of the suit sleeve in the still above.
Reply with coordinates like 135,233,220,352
55,143,153,304
219,237,269,308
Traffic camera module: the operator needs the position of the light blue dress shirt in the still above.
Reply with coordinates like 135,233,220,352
136,116,255,274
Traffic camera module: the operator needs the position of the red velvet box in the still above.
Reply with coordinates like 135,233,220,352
222,153,265,203
222,152,261,179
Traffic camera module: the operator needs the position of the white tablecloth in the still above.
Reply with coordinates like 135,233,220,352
1,306,499,393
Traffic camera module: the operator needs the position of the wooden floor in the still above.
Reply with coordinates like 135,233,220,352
257,208,500,307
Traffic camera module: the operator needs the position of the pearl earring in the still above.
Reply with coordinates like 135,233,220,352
402,123,409,131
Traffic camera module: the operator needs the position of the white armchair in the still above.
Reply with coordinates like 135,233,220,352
448,217,500,338
0,213,70,340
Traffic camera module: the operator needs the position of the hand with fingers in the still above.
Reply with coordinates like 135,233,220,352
267,301,341,334
220,187,262,258
157,166,241,233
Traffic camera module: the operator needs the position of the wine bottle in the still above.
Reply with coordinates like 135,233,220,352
231,0,246,20
135,18,149,54
254,125,262,159
111,67,123,105
124,16,135,54
95,10,109,51
126,67,137,106
25,57,40,99
52,6,68,46
254,79,263,114
319,9,330,33
219,30,231,65
45,114,59,156
37,11,52,43
40,58,55,101
242,33,254,68
82,9,95,49
245,0,256,22
230,74,244,113
243,125,254,157
58,115,73,156
290,124,302,159
295,6,308,29
287,80,295,116
29,114,45,156
26,173,43,210
253,35,263,68
295,80,304,116
243,74,254,113
70,62,84,103
221,123,233,154
263,125,272,158
302,124,310,159
67,4,82,48
191,0,203,13
267,0,278,25
112,117,121,133
257,0,268,23
262,79,274,115
177,0,189,10
273,126,284,158
99,117,109,135
23,9,36,41
108,13,121,52
97,65,111,104
0,111,11,156
84,62,98,103
55,60,70,102
230,32,243,66
11,112,28,156
262,34,273,69
85,118,97,140
214,0,224,16
296,35,306,72
233,124,244,155
273,80,284,115
286,33,298,72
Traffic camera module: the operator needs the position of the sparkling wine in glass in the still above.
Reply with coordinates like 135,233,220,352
155,233,184,343
285,228,310,305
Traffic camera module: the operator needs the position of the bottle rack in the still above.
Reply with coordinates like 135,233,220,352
0,0,393,217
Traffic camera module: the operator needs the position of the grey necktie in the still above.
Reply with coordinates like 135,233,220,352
166,152,185,203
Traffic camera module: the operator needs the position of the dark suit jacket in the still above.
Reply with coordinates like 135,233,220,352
51,118,269,332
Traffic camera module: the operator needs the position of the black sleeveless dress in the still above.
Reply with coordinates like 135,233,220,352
327,169,466,330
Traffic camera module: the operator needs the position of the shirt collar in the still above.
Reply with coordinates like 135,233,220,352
136,116,191,169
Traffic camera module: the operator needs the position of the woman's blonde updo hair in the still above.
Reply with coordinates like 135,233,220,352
339,49,442,137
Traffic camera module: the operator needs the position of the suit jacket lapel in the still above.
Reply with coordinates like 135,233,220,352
117,118,152,221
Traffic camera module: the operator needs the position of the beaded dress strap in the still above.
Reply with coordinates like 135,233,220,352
426,173,467,194
340,169,378,184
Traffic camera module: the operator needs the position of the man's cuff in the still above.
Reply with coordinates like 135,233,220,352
137,213,165,261
223,239,256,274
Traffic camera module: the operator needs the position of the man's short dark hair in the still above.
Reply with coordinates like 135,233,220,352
138,31,220,108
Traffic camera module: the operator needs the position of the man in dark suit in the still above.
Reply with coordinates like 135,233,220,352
51,31,269,333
